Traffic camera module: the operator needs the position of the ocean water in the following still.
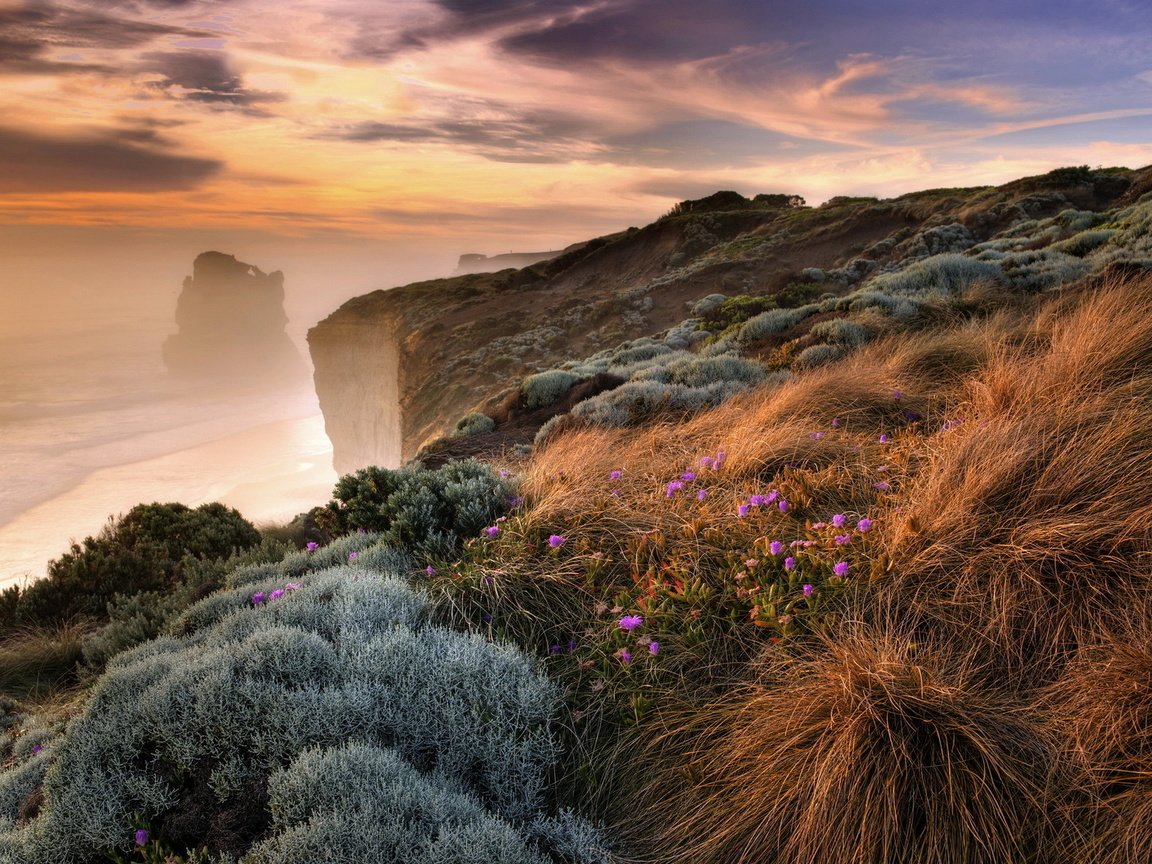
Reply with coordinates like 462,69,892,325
0,296,337,589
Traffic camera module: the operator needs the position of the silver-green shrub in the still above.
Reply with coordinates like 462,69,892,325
794,343,846,370
450,412,496,438
0,561,603,862
522,370,581,409
808,318,873,348
865,253,1002,297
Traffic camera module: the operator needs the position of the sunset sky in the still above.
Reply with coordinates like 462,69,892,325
2,0,1151,254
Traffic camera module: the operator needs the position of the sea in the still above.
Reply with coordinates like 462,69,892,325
0,272,338,590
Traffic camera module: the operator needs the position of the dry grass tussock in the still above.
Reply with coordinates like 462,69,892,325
1041,602,1152,864
628,624,1060,864
883,275,1152,677
503,275,1152,863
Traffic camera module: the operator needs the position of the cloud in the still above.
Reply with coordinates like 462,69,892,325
0,3,206,75
0,126,223,193
140,50,287,110
326,104,597,163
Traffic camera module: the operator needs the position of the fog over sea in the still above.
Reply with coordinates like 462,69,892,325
0,238,450,589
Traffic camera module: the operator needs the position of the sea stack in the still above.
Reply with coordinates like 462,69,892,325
163,251,309,388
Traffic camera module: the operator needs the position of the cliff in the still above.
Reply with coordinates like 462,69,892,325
309,166,1152,473
163,251,309,388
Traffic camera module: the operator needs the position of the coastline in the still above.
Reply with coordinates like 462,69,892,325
0,414,337,590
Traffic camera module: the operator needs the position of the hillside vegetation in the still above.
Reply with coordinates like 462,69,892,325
4,166,1152,862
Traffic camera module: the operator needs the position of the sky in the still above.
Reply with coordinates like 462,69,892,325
0,0,1150,260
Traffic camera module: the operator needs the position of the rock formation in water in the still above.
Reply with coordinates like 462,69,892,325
163,251,309,388
308,166,1152,475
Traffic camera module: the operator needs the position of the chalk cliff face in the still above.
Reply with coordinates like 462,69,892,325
163,251,309,388
309,168,1151,473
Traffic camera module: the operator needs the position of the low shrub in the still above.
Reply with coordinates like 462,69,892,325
316,460,511,557
1,503,261,629
0,563,606,862
451,412,497,438
865,253,1002,298
522,370,581,409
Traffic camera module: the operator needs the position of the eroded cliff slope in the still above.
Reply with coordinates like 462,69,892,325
309,167,1152,473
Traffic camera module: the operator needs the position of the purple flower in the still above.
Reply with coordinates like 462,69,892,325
508,496,525,506
778,499,789,514
348,551,359,562
810,431,825,440
610,470,623,480
831,417,841,428
616,648,632,664
802,584,814,598
696,489,708,501
878,433,890,444
269,588,285,601
834,534,851,546
749,494,766,507
831,513,846,527
699,456,714,468
790,540,805,548
873,481,891,491
665,480,684,496
251,592,266,605
135,829,149,846
547,534,566,548
784,556,796,571
483,574,494,586
567,638,578,652
903,410,922,422
618,614,644,631
857,518,873,533
648,641,660,656
482,613,493,623
549,644,563,655
769,540,783,556
499,469,511,478
765,490,779,503
32,744,43,755
892,388,902,401
284,582,301,591
737,504,750,517
305,541,318,552
484,526,500,538
833,561,850,577
425,565,436,576
681,471,697,481
611,489,621,496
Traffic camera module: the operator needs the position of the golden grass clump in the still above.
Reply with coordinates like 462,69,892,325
1041,607,1152,864
630,626,1058,864
882,275,1152,673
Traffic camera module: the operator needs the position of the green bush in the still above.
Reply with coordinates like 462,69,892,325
451,412,497,439
1,503,260,629
865,253,1002,298
316,460,511,556
794,343,846,370
522,370,581,409
808,318,873,348
0,562,606,862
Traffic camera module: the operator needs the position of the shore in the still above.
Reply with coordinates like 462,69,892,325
0,414,337,590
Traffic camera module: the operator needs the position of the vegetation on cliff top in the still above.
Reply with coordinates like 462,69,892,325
5,166,1152,862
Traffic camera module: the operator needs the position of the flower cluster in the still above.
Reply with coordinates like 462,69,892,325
250,582,301,606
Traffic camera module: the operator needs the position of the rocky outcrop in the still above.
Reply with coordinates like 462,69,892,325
163,251,309,388
454,251,559,275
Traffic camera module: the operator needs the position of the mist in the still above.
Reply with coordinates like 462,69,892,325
0,225,468,587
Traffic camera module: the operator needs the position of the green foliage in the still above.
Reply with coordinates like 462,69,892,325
794,343,846,370
865,253,1002,298
0,560,604,862
1,503,260,630
522,370,581,409
808,318,873,349
317,460,511,557
695,294,779,336
451,412,496,439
